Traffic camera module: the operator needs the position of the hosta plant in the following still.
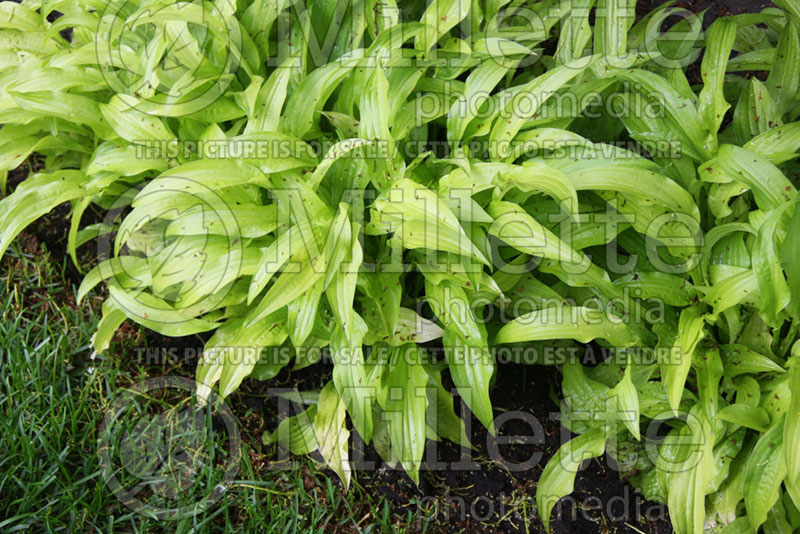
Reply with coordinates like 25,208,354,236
1,0,799,532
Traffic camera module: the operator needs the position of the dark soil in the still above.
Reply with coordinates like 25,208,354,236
634,0,776,87
235,359,672,534
116,323,672,533
636,0,775,25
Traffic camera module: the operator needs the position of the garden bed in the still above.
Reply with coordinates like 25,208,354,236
11,201,672,533
2,0,794,532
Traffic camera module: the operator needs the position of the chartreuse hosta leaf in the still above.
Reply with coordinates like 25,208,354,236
593,0,635,67
487,200,585,264
425,278,496,433
717,403,771,432
244,56,298,135
752,202,793,326
373,178,490,265
489,56,598,159
328,219,374,442
613,271,697,306
416,0,470,54
92,299,128,354
265,405,318,456
106,281,220,338
382,345,428,484
781,206,800,324
537,428,606,531
99,96,176,144
712,144,797,211
616,69,714,161
447,56,521,147
286,278,323,348
5,1,800,526
314,382,352,489
766,18,800,113
0,170,87,258
746,416,788,530
556,0,594,65
667,406,715,534
361,250,402,340
697,18,736,147
495,304,641,347
785,362,800,508
610,364,640,440
282,55,363,139
661,304,706,413
422,361,471,448
215,310,289,398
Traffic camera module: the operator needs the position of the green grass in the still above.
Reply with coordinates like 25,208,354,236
0,239,418,534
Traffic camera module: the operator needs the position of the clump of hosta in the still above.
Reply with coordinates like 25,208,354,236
2,0,800,532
